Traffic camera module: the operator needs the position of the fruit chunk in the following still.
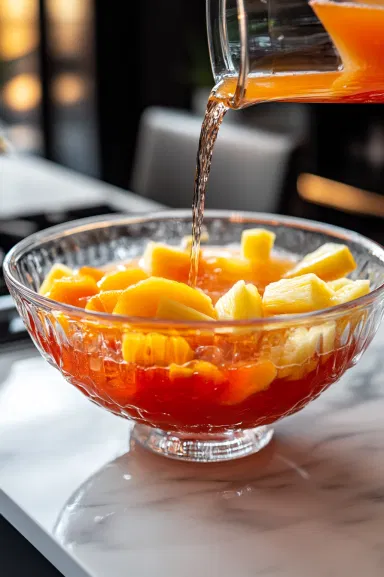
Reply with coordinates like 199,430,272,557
332,279,370,305
241,228,276,262
85,290,123,313
143,242,190,282
156,298,215,321
284,243,356,281
78,266,105,282
262,273,335,315
113,277,216,318
84,294,104,312
215,280,263,320
39,263,73,295
221,360,277,405
182,232,209,252
46,276,98,307
203,255,253,281
328,278,353,291
271,322,336,380
169,360,225,383
122,332,193,366
98,268,148,291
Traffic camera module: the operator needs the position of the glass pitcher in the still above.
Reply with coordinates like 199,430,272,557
207,0,384,108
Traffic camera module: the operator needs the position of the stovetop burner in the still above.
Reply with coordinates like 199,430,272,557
0,204,120,350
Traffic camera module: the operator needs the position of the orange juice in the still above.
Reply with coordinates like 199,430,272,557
213,1,384,107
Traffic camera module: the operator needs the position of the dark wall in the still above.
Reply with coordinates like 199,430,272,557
94,0,209,189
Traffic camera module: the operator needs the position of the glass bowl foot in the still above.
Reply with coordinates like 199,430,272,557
132,424,274,462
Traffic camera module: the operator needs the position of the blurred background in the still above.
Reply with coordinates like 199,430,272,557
0,0,383,233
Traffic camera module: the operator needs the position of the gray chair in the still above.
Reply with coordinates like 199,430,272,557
131,105,307,212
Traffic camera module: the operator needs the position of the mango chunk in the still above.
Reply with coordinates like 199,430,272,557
332,280,370,305
169,363,195,381
221,360,277,405
84,294,104,312
122,332,193,366
203,255,253,281
39,263,74,295
215,280,263,320
143,242,190,282
86,290,123,313
98,268,148,291
113,277,216,318
169,360,224,383
241,228,276,262
78,266,105,282
263,273,334,315
156,298,215,321
284,243,356,281
46,276,98,307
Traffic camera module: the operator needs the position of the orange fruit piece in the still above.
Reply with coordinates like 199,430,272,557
143,242,191,282
221,360,277,405
84,295,104,312
202,255,253,282
169,360,225,383
98,268,148,291
85,290,123,313
39,263,74,295
46,276,98,307
113,277,216,318
78,266,105,282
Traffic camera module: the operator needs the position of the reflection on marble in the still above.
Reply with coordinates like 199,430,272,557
52,326,384,577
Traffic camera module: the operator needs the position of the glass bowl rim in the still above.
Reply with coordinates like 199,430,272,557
3,209,384,330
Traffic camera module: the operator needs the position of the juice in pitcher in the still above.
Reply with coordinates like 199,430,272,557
212,1,384,106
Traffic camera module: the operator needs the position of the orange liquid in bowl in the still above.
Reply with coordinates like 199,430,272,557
34,250,359,434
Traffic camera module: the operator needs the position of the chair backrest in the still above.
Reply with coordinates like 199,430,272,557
131,106,304,212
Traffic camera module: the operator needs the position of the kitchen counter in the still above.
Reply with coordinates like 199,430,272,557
1,155,384,577
1,155,163,218
1,323,383,577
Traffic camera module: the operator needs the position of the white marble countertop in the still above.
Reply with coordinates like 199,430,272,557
0,155,163,217
1,322,383,577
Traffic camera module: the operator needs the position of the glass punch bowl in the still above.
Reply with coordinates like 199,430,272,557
3,211,384,462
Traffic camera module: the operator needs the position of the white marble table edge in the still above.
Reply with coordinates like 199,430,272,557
1,489,91,577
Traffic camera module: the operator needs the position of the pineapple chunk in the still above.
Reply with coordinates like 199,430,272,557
182,232,209,252
241,228,276,262
156,298,215,321
262,273,334,315
98,268,148,291
221,360,277,405
143,242,190,281
285,243,356,281
114,277,216,318
122,332,193,366
332,280,370,305
271,322,336,380
328,278,353,291
39,263,73,295
215,280,263,320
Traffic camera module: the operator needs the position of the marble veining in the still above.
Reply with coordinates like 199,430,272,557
1,324,384,577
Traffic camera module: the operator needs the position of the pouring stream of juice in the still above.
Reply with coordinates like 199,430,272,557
188,0,384,286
